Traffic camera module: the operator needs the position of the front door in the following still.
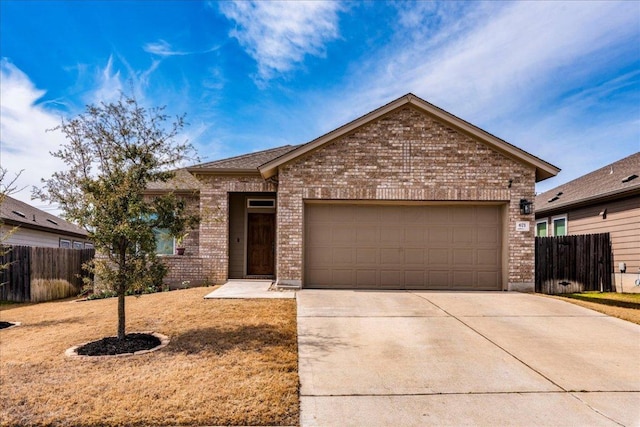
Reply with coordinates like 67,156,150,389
247,213,275,276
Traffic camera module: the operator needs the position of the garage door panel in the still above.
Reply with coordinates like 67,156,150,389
356,226,377,243
332,225,356,244
453,248,474,265
380,227,403,244
404,248,425,265
428,248,450,265
379,207,403,222
332,248,353,264
476,207,500,223
477,249,499,266
428,270,451,286
478,271,500,288
429,228,450,243
404,270,426,287
332,269,354,286
380,270,403,286
452,271,475,287
305,204,502,290
404,208,426,223
425,206,450,222
477,226,499,244
405,227,427,245
356,248,377,264
380,248,403,264
452,208,475,223
453,227,475,244
356,270,377,287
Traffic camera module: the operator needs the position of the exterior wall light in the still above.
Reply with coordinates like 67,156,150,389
519,199,533,215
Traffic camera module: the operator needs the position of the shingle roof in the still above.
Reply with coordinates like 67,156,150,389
145,168,202,192
1,195,88,237
188,145,300,171
535,152,640,214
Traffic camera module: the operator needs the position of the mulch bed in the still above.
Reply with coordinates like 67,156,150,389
0,321,16,329
76,333,161,356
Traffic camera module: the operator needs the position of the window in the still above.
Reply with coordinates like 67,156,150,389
535,220,548,237
552,216,567,236
247,199,275,208
84,243,94,249
153,228,174,255
73,241,83,249
59,239,71,248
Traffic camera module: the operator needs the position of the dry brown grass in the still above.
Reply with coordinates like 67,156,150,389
0,287,299,426
548,293,640,325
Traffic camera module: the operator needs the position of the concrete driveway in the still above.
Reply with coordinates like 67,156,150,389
297,290,640,426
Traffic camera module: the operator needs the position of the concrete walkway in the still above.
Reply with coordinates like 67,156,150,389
203,280,295,299
297,290,640,426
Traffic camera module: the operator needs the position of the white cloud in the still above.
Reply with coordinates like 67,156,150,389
143,39,220,57
340,1,638,120
219,0,342,82
0,59,67,211
307,1,639,190
87,55,124,105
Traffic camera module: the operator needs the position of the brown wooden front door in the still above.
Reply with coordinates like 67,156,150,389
247,213,275,276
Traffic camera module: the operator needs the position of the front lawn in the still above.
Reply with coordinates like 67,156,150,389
552,292,640,325
0,287,299,426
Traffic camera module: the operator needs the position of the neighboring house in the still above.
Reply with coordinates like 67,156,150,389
0,195,91,248
177,93,558,291
535,152,640,290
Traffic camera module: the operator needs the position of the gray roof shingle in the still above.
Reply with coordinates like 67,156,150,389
1,195,88,237
189,144,300,171
536,152,640,214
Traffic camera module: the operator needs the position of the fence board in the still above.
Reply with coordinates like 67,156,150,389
535,233,613,294
0,245,94,302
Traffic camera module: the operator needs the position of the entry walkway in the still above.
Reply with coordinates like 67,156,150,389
297,290,640,426
204,280,295,299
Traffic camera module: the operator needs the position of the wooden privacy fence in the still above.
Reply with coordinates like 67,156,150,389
0,245,95,302
535,233,613,294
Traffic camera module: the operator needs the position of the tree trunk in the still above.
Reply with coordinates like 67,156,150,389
117,292,125,339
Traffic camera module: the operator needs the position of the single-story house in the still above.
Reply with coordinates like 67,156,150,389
535,152,640,290
174,93,559,291
0,195,92,248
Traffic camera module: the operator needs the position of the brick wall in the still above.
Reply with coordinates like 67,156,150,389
277,106,536,289
197,174,277,283
161,256,206,287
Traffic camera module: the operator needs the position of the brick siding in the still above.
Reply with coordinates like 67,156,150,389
276,106,536,289
197,175,277,283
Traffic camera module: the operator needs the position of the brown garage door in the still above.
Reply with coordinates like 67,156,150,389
304,203,502,290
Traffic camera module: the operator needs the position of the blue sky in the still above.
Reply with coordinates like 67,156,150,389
1,1,639,211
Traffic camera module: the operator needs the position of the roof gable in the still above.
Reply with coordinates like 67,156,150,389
536,152,640,214
1,195,87,237
258,93,559,182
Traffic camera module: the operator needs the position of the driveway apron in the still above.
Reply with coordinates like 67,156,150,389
297,290,640,426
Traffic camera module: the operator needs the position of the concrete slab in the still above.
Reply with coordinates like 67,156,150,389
575,392,640,427
297,290,446,317
416,291,607,317
298,290,640,426
298,316,559,395
203,280,295,299
300,393,622,427
462,315,640,392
